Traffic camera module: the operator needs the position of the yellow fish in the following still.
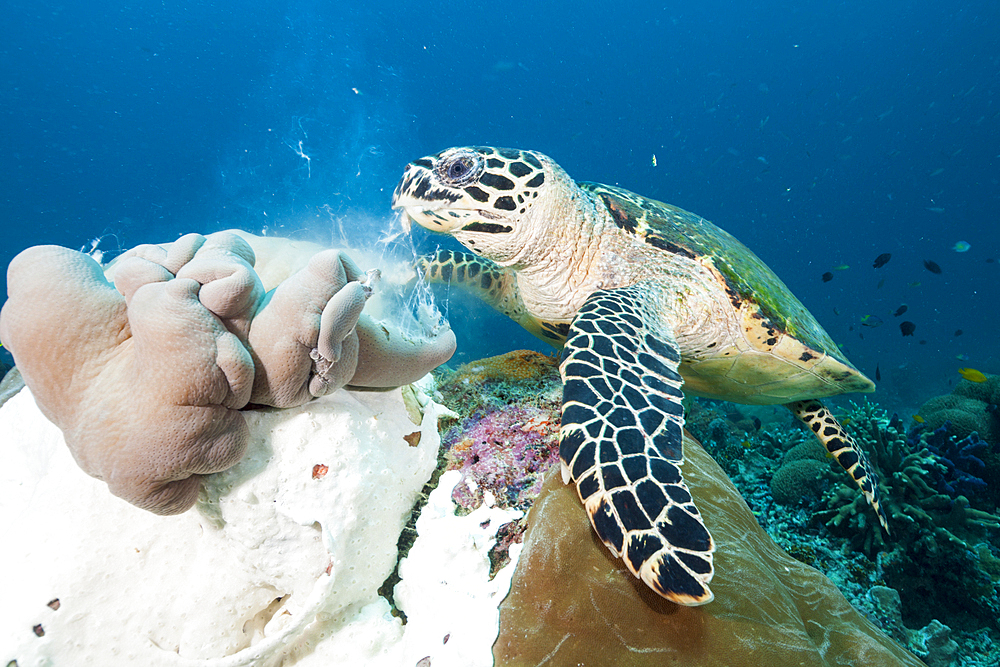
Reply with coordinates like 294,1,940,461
913,414,925,423
651,154,657,167
958,368,988,383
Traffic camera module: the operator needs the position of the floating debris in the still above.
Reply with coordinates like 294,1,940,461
873,253,891,268
923,260,942,274
900,321,916,336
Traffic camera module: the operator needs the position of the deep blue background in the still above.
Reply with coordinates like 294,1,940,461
2,0,998,412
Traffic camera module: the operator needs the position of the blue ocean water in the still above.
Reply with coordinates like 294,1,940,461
2,1,1000,663
2,2,997,408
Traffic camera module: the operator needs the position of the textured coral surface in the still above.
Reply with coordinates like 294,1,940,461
496,432,924,667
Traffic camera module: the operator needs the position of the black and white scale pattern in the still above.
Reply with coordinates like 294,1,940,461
788,399,890,533
558,284,715,605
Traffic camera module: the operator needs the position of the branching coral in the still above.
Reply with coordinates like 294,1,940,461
819,402,1000,554
818,400,1000,629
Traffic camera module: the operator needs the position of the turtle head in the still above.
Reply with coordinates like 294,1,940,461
392,146,568,264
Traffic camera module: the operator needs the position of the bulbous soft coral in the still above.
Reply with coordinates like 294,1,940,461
0,244,256,515
0,231,457,514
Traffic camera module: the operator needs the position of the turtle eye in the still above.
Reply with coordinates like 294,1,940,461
448,158,473,180
437,150,483,186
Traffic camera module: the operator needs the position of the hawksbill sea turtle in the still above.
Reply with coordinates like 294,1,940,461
391,146,888,606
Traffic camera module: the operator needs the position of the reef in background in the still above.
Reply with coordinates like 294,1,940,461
688,396,1000,667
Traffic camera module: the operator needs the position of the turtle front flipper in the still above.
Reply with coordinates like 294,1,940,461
558,285,715,605
417,248,571,344
787,399,890,534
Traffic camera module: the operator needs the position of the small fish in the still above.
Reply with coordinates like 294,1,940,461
908,281,922,287
900,321,916,336
954,329,963,336
923,260,942,274
958,368,988,383
875,364,881,382
930,167,945,176
833,307,841,316
952,241,971,253
926,207,946,213
956,353,970,361
822,272,834,282
841,417,852,426
913,414,925,423
861,315,884,328
651,154,657,167
833,264,850,271
873,253,892,268
877,277,885,289
893,304,908,317
752,417,761,431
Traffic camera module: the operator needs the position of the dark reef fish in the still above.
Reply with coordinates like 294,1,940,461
900,321,916,336
873,253,891,268
822,271,834,282
923,259,942,274
954,329,963,336
893,304,908,317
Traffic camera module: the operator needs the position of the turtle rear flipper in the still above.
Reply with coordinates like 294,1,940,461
559,285,715,605
788,399,890,534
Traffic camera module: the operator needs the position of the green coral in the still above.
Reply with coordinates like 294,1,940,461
771,459,830,505
918,375,1000,444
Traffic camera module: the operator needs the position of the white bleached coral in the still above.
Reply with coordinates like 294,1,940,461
0,382,519,667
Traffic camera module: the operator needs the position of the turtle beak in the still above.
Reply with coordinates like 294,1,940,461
391,163,471,234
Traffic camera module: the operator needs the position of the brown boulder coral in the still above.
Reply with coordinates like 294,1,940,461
495,431,922,667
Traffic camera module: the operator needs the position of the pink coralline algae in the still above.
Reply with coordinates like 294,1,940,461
435,351,563,514
445,404,561,512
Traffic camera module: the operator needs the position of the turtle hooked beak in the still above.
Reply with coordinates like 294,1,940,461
391,164,476,234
